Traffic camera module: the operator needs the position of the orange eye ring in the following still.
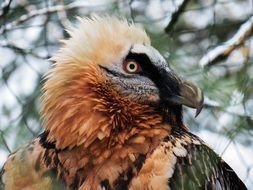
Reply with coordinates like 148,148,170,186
123,59,142,73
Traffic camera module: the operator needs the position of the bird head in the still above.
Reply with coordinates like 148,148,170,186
41,16,203,149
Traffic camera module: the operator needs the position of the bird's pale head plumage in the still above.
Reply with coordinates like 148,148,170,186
41,15,203,149
51,16,150,67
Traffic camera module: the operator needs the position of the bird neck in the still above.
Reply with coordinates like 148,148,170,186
41,76,162,150
160,104,183,127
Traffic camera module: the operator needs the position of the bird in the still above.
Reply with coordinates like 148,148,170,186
1,15,247,190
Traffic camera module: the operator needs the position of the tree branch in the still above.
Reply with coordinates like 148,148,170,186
165,0,190,33
0,1,91,35
199,15,253,67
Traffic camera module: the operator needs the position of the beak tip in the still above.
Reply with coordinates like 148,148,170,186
194,100,204,118
195,107,202,117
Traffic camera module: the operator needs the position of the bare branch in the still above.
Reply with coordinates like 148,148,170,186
165,0,190,33
0,1,90,35
199,16,253,67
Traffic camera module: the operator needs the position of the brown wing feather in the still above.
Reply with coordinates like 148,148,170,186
168,128,247,190
1,139,66,190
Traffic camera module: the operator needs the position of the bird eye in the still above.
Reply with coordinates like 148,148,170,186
123,59,142,74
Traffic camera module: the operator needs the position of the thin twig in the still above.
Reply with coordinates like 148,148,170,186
165,0,190,33
0,0,12,18
199,15,253,67
22,118,37,137
129,0,134,21
0,40,49,59
0,130,11,153
204,103,253,118
220,138,233,156
56,0,72,29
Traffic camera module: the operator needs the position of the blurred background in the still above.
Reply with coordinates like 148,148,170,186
0,0,252,188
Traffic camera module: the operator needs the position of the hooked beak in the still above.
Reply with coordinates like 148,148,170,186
169,79,204,117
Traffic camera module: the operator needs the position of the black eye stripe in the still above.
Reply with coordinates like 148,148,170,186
125,52,161,81
126,53,152,68
125,52,180,97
